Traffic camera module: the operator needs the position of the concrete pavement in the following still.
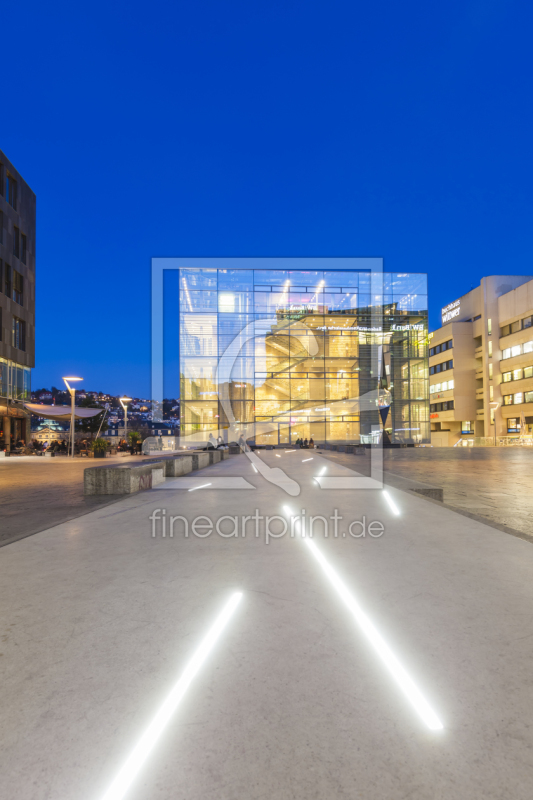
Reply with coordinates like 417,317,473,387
1,450,533,798
0,453,173,546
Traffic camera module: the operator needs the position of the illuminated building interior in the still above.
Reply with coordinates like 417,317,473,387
178,268,429,444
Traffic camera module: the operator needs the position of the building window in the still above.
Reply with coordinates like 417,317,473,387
489,363,493,379
6,174,17,209
511,345,521,357
21,234,27,265
514,392,523,404
13,270,23,305
513,368,523,381
462,421,472,433
488,341,493,357
508,418,519,432
488,318,492,335
4,263,11,297
473,314,481,321
501,325,510,337
430,400,454,412
12,317,26,351
511,320,522,334
0,210,3,244
13,226,20,259
526,391,533,403
503,395,513,405
429,339,452,357
490,385,494,400
525,366,533,379
502,371,512,382
524,316,532,330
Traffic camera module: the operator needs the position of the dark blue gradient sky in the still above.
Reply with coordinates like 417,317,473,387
4,0,533,397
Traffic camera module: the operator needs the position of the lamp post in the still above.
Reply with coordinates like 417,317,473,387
63,377,83,457
119,397,132,449
489,401,500,447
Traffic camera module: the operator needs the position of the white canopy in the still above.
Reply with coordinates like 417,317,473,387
24,403,104,421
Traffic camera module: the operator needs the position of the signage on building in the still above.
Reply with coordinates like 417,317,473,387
390,323,424,332
430,413,439,418
441,299,461,324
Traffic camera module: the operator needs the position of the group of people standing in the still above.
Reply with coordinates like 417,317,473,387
295,437,314,448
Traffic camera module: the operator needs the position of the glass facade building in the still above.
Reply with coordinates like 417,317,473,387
175,264,429,445
0,358,31,401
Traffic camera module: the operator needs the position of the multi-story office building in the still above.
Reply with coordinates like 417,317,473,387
164,259,430,445
0,150,35,451
429,275,533,446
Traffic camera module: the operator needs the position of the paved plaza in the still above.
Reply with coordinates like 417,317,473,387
0,454,166,546
1,449,533,799
327,447,533,541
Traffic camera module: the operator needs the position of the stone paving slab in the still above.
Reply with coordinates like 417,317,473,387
316,447,533,542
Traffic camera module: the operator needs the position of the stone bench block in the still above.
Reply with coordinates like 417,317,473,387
84,460,167,495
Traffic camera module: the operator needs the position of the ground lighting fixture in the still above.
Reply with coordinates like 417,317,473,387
282,506,443,732
99,592,243,800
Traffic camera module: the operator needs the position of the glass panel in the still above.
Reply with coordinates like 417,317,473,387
181,358,219,399
218,291,254,313
180,314,217,357
217,269,253,290
324,271,360,289
180,290,218,313
253,270,290,286
182,400,218,425
180,268,217,290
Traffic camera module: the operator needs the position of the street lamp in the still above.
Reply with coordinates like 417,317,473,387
119,397,132,447
63,377,83,457
489,401,500,447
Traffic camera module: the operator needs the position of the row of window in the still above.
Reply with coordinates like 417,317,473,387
503,392,533,406
0,260,23,305
429,380,454,394
429,359,453,374
430,400,454,412
500,316,533,338
429,339,453,357
12,227,27,264
0,309,26,350
0,164,17,210
502,366,533,383
501,341,533,360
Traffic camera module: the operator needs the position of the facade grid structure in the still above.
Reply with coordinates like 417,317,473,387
175,263,429,446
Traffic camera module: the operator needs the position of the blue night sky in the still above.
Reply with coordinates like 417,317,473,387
4,0,533,398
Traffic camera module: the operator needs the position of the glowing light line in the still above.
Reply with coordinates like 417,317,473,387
99,592,243,800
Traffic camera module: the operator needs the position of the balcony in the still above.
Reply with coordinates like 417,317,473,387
476,388,484,399
475,368,484,379
475,346,483,357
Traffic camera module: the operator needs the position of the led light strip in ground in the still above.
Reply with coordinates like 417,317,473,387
283,506,442,731
188,483,211,492
99,592,243,800
302,458,313,462
383,490,400,515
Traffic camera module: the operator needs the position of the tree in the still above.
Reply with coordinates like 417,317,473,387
76,397,106,434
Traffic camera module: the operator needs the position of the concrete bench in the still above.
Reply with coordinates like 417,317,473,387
84,460,168,495
84,450,230,495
